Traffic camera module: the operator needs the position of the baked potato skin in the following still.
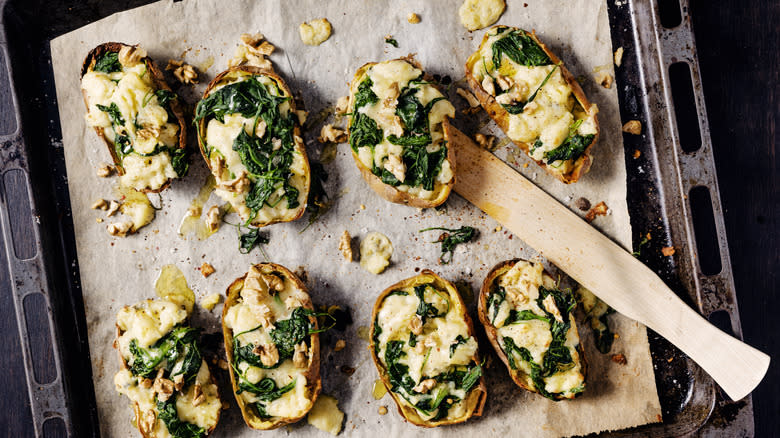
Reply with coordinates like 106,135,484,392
478,259,587,401
222,263,321,430
465,28,599,184
369,270,487,427
81,42,187,193
114,319,221,437
347,59,455,208
196,66,311,227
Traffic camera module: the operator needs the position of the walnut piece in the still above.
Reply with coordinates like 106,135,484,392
201,262,216,278
622,120,642,135
338,230,353,262
205,205,221,233
139,377,153,389
335,96,350,116
481,76,496,96
217,171,251,194
106,200,121,217
250,303,275,328
240,33,265,48
107,221,133,237
407,13,421,24
585,201,609,223
456,88,480,108
253,342,280,367
383,154,406,183
412,378,437,394
118,46,147,67
140,409,157,435
318,124,347,144
293,342,309,368
261,273,284,293
192,383,205,407
96,163,114,178
334,339,346,352
167,60,199,84
91,199,108,210
542,295,564,323
409,315,423,335
474,133,496,151
173,374,185,392
153,368,174,402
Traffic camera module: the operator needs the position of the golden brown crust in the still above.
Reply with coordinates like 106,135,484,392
196,66,311,227
222,263,321,430
465,27,599,184
369,270,487,427
113,309,221,437
347,59,455,208
477,259,587,400
81,42,186,193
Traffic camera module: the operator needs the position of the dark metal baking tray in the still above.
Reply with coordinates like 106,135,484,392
0,0,755,436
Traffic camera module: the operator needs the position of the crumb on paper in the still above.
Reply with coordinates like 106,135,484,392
611,354,628,365
334,339,346,352
585,201,609,223
205,205,221,233
614,47,624,67
96,218,103,223
299,18,332,46
662,246,676,256
200,262,215,278
378,405,388,415
338,230,353,262
458,0,506,31
494,225,502,232
200,293,221,311
595,70,613,89
318,124,347,144
407,12,421,24
359,204,366,210
307,394,344,436
475,133,496,151
96,163,113,177
360,232,393,274
91,199,108,210
623,120,642,135
633,149,641,159
456,87,480,108
335,96,349,115
166,59,199,84
107,221,133,237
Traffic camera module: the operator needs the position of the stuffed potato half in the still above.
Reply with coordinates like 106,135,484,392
465,26,599,183
222,263,321,429
347,58,456,208
478,259,586,400
81,42,188,192
113,298,221,437
196,67,310,227
370,270,486,427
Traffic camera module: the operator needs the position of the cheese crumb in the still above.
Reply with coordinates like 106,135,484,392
458,0,506,31
299,19,332,46
201,262,215,278
614,47,625,67
360,232,393,274
307,395,344,436
622,120,642,135
407,13,421,24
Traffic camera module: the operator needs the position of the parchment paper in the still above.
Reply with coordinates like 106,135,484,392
50,0,662,436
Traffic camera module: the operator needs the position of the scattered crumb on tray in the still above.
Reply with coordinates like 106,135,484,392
200,262,215,278
458,0,506,31
662,246,676,256
614,47,624,67
585,201,609,223
622,120,642,135
299,18,332,46
200,293,221,311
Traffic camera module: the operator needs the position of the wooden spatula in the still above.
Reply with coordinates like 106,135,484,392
446,123,770,401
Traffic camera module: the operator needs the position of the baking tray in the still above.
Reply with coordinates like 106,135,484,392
0,0,755,436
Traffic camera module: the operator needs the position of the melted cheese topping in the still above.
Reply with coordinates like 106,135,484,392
374,282,478,421
468,28,597,175
204,72,308,225
359,232,393,274
223,266,315,419
81,53,180,191
489,261,585,396
351,60,455,200
116,299,188,355
458,0,506,31
307,394,344,435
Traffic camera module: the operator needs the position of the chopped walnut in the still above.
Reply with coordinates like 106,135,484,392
250,303,275,328
611,354,628,365
456,88,480,108
140,409,157,435
412,378,437,394
118,46,147,66
173,374,185,392
407,13,421,24
284,295,303,310
595,71,613,89
107,221,133,237
481,76,496,96
201,262,216,278
622,120,642,135
139,377,153,389
383,154,406,183
205,206,221,233
153,368,174,402
495,87,524,106
96,163,114,178
495,75,513,91
339,230,353,262
192,383,205,407
662,246,676,256
542,295,564,323
409,315,423,335
167,60,199,84
505,286,529,306
217,171,251,194
474,133,496,151
293,342,309,368
229,45,274,70
335,96,350,115
318,124,347,144
334,339,346,352
106,200,121,217
240,33,265,48
261,273,284,293
253,342,279,367
136,126,160,143
91,199,108,210
585,201,609,223
614,47,625,67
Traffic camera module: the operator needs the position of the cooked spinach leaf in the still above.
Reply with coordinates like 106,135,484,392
543,120,594,164
500,64,559,114
449,335,468,357
385,37,399,47
157,395,206,438
487,286,506,324
372,316,383,354
502,337,554,399
238,228,269,254
269,307,316,360
155,89,177,107
593,309,616,354
414,284,448,323
353,77,379,110
194,76,288,124
504,309,550,325
129,325,201,384
302,160,330,231
491,28,552,69
93,51,122,73
96,102,125,127
419,226,478,264
349,112,383,153
387,133,432,147
384,340,415,394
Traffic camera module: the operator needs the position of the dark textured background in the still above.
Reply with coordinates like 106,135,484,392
1,0,777,436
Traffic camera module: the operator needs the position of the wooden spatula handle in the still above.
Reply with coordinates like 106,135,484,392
447,123,769,401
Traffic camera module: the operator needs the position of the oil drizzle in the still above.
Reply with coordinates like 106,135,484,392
372,379,387,400
155,264,195,314
356,326,370,342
